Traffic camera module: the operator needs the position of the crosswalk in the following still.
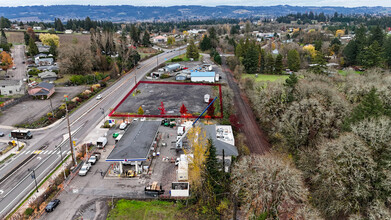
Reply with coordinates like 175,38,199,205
15,150,72,155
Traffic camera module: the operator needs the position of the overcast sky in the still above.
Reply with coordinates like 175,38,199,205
2,0,391,7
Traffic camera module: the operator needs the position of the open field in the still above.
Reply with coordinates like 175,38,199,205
242,73,289,82
110,81,223,118
338,70,363,76
107,200,186,220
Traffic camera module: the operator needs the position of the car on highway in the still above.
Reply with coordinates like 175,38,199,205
12,66,16,70
78,163,91,176
96,94,102,100
45,199,60,212
137,66,141,69
0,132,4,137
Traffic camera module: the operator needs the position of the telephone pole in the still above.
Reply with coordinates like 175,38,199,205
64,95,77,166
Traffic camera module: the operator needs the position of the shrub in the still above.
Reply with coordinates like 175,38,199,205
24,207,34,217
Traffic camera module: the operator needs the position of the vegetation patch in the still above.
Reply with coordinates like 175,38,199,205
107,200,186,220
242,73,289,82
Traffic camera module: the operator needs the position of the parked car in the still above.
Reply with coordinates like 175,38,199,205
88,153,101,165
78,163,91,176
0,132,4,137
45,199,60,212
12,66,16,70
96,94,102,100
119,123,127,130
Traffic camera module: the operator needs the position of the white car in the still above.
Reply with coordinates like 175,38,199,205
96,94,102,100
78,163,91,176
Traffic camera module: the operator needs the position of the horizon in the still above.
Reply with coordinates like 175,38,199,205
1,1,390,7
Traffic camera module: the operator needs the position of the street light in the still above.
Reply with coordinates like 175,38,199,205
28,168,39,193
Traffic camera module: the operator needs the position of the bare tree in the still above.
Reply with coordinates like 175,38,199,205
59,44,92,75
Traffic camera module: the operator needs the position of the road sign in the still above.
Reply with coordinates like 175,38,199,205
64,95,68,101
73,141,76,146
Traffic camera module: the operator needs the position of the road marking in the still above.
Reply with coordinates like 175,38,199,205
41,150,48,154
25,150,30,154
0,190,3,195
47,150,53,154
33,150,41,154
15,151,19,154
36,157,41,160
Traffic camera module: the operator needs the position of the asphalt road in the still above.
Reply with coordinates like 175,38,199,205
0,47,186,218
8,45,27,81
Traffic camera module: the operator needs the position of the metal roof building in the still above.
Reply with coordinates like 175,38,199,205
190,72,216,83
106,121,160,162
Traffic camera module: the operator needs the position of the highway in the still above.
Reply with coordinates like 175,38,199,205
0,46,186,218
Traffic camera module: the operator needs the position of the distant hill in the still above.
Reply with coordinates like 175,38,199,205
0,5,390,22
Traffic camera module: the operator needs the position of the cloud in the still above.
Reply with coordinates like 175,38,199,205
3,0,391,7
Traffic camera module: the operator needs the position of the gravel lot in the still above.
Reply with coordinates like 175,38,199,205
0,86,86,126
114,82,217,116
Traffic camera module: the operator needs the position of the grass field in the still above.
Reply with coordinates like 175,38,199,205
338,70,363,76
107,200,186,220
242,73,289,82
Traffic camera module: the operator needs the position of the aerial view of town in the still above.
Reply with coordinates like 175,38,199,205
0,0,390,219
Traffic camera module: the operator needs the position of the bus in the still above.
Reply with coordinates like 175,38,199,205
11,130,33,139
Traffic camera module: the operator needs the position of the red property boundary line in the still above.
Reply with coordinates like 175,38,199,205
108,80,224,119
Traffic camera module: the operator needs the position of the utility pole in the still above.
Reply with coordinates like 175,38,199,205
58,145,67,179
64,95,76,166
28,168,39,193
49,96,54,117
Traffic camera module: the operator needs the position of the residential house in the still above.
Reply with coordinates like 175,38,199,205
28,82,55,99
65,30,73,34
33,26,42,31
153,36,167,43
38,71,57,82
0,80,24,96
36,42,50,53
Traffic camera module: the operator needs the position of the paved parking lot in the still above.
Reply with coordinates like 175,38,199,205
0,86,85,126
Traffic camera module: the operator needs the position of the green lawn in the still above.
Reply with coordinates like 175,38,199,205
107,200,186,220
338,70,363,76
242,74,289,82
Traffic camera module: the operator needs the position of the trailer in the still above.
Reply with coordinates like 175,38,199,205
145,181,165,197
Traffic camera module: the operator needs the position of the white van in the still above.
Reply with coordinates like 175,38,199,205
96,137,107,149
204,94,210,103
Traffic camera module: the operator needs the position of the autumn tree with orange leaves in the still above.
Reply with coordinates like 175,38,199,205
0,51,13,71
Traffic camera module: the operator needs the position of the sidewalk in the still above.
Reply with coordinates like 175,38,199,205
0,140,25,162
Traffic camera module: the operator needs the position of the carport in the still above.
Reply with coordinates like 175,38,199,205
106,120,160,174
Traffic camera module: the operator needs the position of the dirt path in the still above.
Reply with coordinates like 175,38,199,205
221,55,270,154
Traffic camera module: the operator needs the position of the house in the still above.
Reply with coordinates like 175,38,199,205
28,82,55,99
0,80,24,96
35,42,50,53
203,125,238,172
33,26,42,31
153,36,167,43
106,121,160,174
38,71,57,81
190,72,215,83
35,57,54,66
65,30,73,34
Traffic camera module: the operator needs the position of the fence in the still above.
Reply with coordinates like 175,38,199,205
0,94,31,111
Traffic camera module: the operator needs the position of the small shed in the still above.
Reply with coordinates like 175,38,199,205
190,72,215,83
165,63,181,72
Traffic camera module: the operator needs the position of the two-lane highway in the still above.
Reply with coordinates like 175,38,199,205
0,47,186,218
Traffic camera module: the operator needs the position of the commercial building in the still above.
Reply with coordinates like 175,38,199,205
190,72,216,83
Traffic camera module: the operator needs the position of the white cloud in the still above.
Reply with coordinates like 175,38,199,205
2,0,391,7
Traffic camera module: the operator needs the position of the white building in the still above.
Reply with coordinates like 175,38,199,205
0,80,24,96
171,182,190,197
153,36,167,43
65,30,73,34
190,72,215,83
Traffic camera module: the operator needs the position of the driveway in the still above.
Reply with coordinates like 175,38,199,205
0,86,86,126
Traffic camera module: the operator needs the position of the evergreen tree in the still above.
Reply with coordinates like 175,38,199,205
186,39,199,60
242,44,258,74
287,50,300,72
23,31,30,46
130,25,140,46
343,40,358,66
310,51,327,74
369,25,384,46
204,139,224,200
384,36,391,67
142,30,151,46
200,35,211,51
28,37,38,56
274,54,283,74
0,29,7,46
344,88,386,130
49,40,57,58
359,41,384,68
265,53,275,74
259,49,266,74
284,72,299,102
314,40,323,51
137,106,144,115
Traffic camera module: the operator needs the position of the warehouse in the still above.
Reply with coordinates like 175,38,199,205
190,72,216,83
